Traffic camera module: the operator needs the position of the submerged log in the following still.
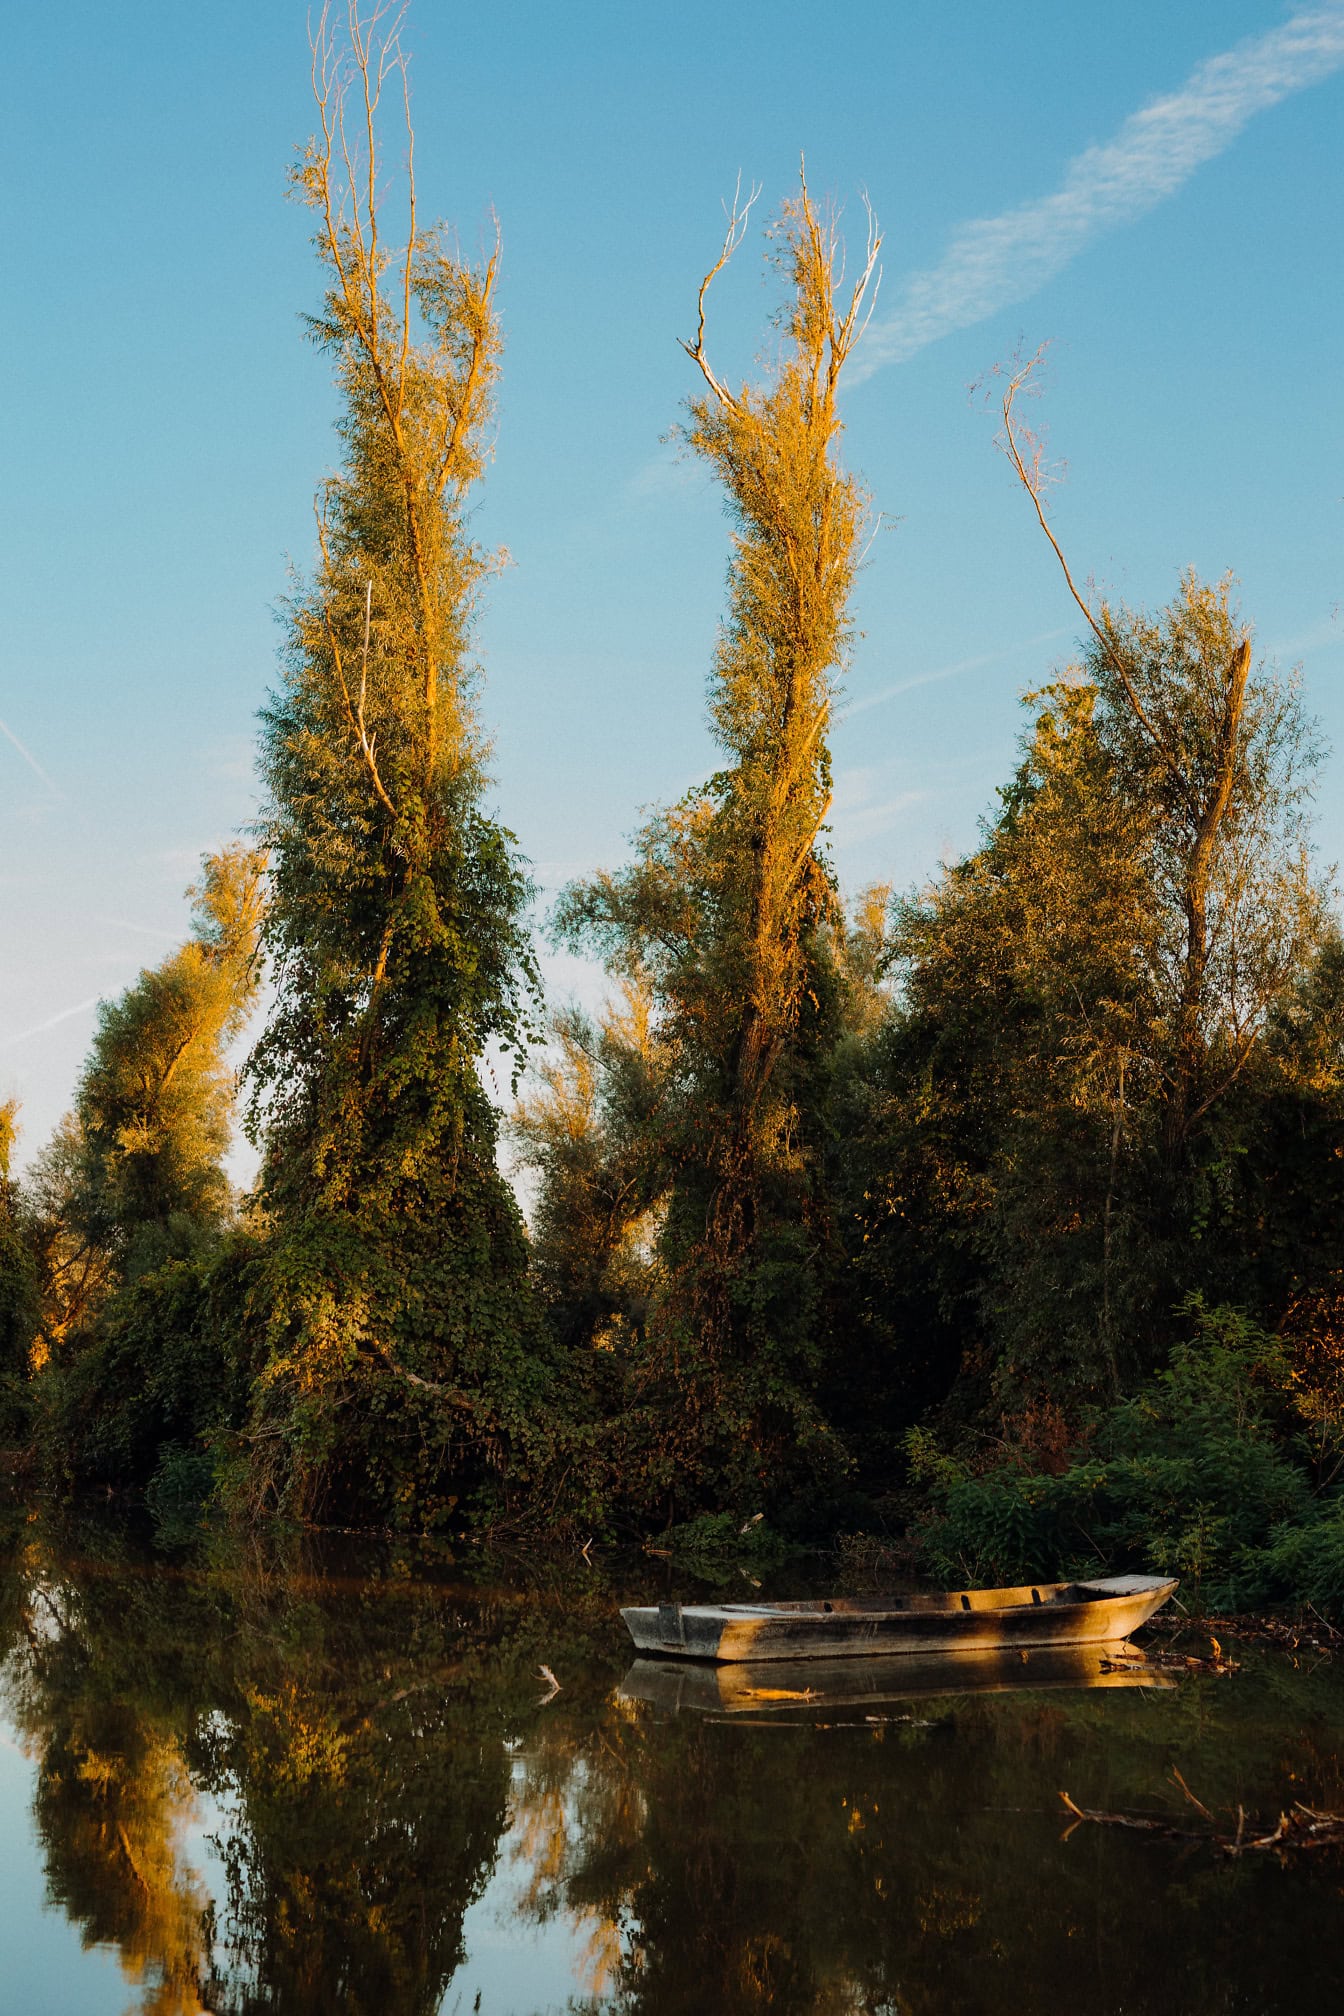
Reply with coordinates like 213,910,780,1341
1059,1785,1344,1856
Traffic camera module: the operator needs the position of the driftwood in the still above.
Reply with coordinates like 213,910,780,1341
1098,1637,1240,1677
536,1664,561,1707
1146,1608,1340,1655
1060,1771,1344,1857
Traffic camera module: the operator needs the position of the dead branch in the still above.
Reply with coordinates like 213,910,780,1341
314,505,396,816
363,1342,479,1414
1059,1786,1344,1856
1170,1766,1215,1821
679,172,761,410
1060,1790,1181,1835
536,1663,561,1706
995,350,1192,804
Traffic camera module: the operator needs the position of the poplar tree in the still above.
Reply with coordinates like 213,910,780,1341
71,847,264,1278
245,4,543,1524
559,180,880,1510
25,844,264,1361
0,1103,36,1421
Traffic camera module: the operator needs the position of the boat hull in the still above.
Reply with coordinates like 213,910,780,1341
619,1575,1177,1662
619,1642,1176,1714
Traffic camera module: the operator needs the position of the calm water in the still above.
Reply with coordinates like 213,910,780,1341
1,1513,1342,2015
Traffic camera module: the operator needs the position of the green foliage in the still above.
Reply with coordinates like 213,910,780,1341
37,1234,259,1495
20,844,263,1400
235,1180,555,1529
509,984,664,1354
844,575,1331,1437
65,846,263,1287
144,1441,219,1536
242,14,547,1527
552,185,881,1519
658,1509,789,1580
1257,1506,1344,1615
15,849,262,1497
911,1302,1343,1614
0,1103,37,1437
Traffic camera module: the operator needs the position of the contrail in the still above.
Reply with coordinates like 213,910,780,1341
1,996,102,1051
0,716,59,797
855,5,1344,380
102,917,182,945
841,627,1071,720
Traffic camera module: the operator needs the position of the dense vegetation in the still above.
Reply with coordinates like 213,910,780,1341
1,7,1340,1612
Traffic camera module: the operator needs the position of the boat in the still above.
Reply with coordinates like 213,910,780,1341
619,1574,1177,1663
619,1642,1176,1716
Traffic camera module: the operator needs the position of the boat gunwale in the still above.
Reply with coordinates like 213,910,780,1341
630,1575,1176,1624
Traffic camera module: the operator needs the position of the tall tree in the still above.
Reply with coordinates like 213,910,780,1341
558,179,880,1512
0,1103,37,1424
27,845,263,1361
245,3,544,1525
73,846,263,1275
996,355,1322,1165
846,574,1327,1422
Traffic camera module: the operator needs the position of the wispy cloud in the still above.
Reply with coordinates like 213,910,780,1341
829,789,931,849
0,716,59,797
841,627,1070,720
856,5,1344,380
625,446,706,502
1,995,102,1051
100,916,182,945
1263,612,1344,659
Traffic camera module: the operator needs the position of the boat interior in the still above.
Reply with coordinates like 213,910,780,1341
702,1582,1128,1616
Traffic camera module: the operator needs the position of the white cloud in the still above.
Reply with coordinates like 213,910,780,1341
856,5,1344,380
1263,613,1344,659
829,789,930,849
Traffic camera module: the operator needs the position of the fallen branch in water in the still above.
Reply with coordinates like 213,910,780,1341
536,1663,561,1707
1101,1638,1240,1676
1146,1609,1338,1656
1060,1790,1198,1839
1060,1786,1344,1856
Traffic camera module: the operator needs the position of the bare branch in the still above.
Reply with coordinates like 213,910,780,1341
315,511,397,817
680,172,761,409
995,350,1194,808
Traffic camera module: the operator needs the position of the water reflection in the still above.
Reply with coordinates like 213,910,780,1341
620,1643,1177,1719
1,1511,1343,2014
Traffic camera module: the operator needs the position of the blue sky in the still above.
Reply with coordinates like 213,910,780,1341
2,0,1341,1171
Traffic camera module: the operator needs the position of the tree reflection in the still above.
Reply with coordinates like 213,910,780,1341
2,1519,1344,2016
0,1518,617,2014
509,1657,1344,2015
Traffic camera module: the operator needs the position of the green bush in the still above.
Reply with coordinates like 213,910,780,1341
0,1211,37,1442
144,1441,217,1537
36,1233,258,1495
1255,1507,1344,1616
912,1302,1328,1611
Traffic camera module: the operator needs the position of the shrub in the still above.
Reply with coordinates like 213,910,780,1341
36,1234,258,1495
911,1302,1323,1610
1256,1507,1344,1616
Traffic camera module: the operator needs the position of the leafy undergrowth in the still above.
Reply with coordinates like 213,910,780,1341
886,1303,1344,1621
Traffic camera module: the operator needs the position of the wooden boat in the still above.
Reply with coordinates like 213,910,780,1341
619,1642,1176,1716
619,1574,1177,1663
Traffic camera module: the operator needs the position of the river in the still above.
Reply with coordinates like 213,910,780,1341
1,1509,1341,2013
